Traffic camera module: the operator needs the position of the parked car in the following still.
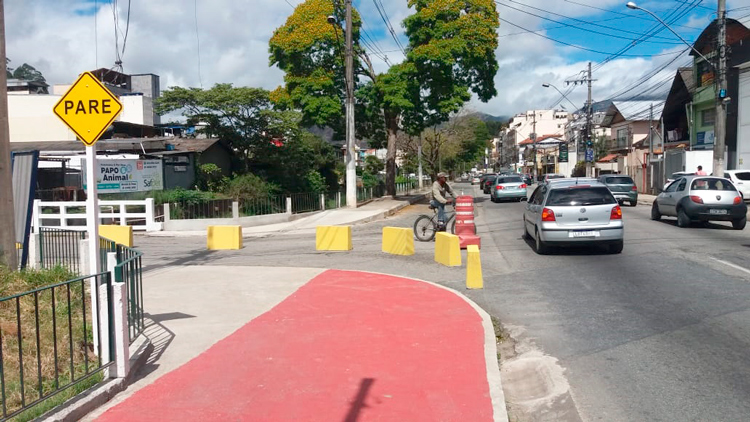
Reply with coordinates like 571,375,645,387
598,175,638,207
490,176,528,203
523,179,624,254
724,170,750,201
471,176,481,185
651,176,747,229
542,174,566,183
663,171,694,191
481,173,497,194
522,174,533,186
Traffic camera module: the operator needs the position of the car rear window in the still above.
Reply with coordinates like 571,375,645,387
546,175,564,179
734,172,750,181
604,176,634,184
690,178,736,191
497,177,523,184
546,187,616,206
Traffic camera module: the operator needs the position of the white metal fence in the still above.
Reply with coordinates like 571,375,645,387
33,198,162,232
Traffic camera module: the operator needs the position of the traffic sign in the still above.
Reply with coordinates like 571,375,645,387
53,72,123,146
559,143,568,163
585,148,594,162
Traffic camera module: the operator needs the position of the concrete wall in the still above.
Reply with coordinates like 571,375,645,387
163,212,295,231
8,95,77,142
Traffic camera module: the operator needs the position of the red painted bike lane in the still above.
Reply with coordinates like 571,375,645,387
96,269,495,422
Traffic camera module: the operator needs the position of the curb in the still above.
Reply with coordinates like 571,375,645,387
355,270,509,422
40,335,154,422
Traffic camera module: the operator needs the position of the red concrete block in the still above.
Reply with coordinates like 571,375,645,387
454,222,476,236
459,234,481,249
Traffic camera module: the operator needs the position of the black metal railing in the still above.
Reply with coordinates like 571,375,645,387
0,273,113,420
289,193,321,214
239,195,286,217
38,228,86,274
168,199,234,220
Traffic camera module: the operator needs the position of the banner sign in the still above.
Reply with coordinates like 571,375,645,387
83,159,163,193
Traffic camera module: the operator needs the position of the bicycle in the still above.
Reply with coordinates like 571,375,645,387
413,203,456,241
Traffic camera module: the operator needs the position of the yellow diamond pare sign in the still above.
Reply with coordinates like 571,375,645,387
53,71,123,146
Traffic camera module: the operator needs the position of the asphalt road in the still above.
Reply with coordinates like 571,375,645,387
133,182,750,422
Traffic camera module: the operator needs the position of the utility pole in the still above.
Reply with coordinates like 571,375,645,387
714,0,727,177
0,0,17,268
344,0,356,208
567,62,595,177
649,103,654,192
532,111,537,181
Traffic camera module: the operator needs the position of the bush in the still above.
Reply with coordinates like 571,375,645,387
224,174,279,200
305,171,327,194
198,163,228,192
149,188,219,205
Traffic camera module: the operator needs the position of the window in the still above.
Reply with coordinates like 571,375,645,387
691,178,736,191
497,177,523,184
616,128,628,148
605,176,634,185
701,109,715,126
734,172,750,181
665,180,679,192
677,179,687,191
546,187,616,206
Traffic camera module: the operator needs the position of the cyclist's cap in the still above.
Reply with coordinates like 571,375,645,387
437,172,447,179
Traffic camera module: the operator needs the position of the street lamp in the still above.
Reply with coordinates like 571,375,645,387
627,0,727,179
542,83,579,111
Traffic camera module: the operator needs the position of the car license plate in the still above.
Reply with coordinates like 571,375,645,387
569,230,599,238
709,209,728,215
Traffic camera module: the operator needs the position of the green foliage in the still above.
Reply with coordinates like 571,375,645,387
362,172,383,189
148,188,218,205
197,163,228,192
0,266,76,297
225,174,280,200
305,171,327,194
12,63,46,84
156,84,279,170
364,155,384,176
572,161,587,177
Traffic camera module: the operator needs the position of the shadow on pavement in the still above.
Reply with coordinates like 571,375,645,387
132,312,194,380
343,378,375,422
141,249,218,273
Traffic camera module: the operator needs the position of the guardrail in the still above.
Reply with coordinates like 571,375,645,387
100,240,145,344
290,192,322,214
0,272,114,420
33,199,161,232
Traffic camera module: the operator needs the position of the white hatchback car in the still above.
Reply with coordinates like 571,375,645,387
724,170,750,201
523,179,624,254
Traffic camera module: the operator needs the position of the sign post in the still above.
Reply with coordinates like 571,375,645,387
53,72,123,275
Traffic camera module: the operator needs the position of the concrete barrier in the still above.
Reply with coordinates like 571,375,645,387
434,232,461,267
207,225,243,250
466,245,483,289
99,225,134,247
382,227,414,256
316,226,352,251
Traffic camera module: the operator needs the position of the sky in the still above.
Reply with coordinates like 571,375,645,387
6,0,750,120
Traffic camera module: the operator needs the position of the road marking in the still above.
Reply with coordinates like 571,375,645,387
712,258,750,276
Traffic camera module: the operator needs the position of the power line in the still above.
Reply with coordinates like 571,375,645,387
497,16,687,57
372,0,405,54
562,0,706,31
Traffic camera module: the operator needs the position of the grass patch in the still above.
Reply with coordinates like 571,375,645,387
0,266,104,419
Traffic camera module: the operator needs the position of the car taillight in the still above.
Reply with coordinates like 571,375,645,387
496,185,504,190
610,205,622,220
632,186,638,191
734,196,742,205
519,184,527,189
542,208,556,221
690,195,704,204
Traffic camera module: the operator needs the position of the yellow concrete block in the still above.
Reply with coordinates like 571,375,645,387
99,225,134,247
382,227,414,256
466,245,483,289
207,225,243,250
316,226,352,251
434,232,461,267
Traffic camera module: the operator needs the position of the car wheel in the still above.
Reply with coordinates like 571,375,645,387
650,202,661,221
534,229,549,255
630,200,637,207
490,196,497,203
677,208,691,228
522,222,529,240
609,240,624,254
732,216,747,230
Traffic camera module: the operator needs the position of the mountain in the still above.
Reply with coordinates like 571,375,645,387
468,112,511,123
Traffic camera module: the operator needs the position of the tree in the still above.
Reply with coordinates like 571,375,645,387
269,0,499,196
364,155,384,176
12,63,46,84
156,84,277,171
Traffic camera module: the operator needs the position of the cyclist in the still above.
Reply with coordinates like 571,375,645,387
431,172,455,231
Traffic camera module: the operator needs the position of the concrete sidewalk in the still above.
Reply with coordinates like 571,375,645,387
149,191,430,238
81,266,507,422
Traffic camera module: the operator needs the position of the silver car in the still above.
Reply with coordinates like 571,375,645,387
651,176,747,229
523,179,624,254
490,175,528,202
